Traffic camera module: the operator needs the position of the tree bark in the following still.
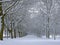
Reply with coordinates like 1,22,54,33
0,0,4,40
14,29,16,38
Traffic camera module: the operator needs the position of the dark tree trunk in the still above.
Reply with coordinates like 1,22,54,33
14,29,16,38
0,1,4,40
11,22,13,39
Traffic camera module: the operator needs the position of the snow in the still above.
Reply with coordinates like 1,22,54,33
0,35,60,45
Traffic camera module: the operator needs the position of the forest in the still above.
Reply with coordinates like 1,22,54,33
0,0,60,40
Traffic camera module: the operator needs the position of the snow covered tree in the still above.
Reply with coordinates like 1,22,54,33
4,0,26,38
0,0,18,40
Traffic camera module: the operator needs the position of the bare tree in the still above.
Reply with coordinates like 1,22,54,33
4,0,26,38
0,0,18,40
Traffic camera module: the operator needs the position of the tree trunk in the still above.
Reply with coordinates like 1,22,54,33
0,1,4,40
46,17,50,38
54,29,56,40
11,22,13,39
46,0,52,39
14,29,16,38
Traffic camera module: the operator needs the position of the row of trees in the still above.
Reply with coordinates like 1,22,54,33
0,0,26,40
0,0,60,40
41,0,60,39
0,0,18,40
20,0,60,39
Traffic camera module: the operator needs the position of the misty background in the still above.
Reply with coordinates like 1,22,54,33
1,0,60,37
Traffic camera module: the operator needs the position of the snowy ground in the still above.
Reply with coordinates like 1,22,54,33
0,35,60,45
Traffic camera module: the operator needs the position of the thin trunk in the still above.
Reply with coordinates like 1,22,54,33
14,29,16,38
7,28,9,39
18,32,20,37
54,29,56,40
46,17,50,38
11,22,13,39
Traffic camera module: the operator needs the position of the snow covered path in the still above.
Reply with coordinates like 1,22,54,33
0,35,60,45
